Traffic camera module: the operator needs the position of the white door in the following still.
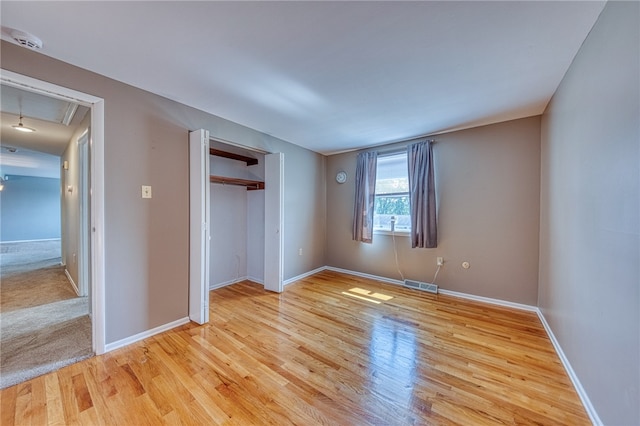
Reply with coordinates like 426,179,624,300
264,152,284,292
78,131,90,298
189,129,210,324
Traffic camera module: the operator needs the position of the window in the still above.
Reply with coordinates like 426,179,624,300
374,152,410,232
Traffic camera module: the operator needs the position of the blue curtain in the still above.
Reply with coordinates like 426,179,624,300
352,151,378,243
407,141,437,248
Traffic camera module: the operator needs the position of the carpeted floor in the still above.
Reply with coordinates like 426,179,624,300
0,240,93,389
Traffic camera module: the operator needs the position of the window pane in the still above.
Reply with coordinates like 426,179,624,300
376,153,408,195
374,152,411,232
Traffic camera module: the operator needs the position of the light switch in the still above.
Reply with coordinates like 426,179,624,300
142,185,152,199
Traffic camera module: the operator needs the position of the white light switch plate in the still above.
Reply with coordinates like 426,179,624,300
142,185,152,199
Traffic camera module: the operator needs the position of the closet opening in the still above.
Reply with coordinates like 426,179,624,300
209,140,266,289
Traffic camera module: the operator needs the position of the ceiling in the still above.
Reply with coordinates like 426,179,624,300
0,1,606,155
0,84,90,177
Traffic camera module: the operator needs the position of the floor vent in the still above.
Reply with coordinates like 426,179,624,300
403,279,438,294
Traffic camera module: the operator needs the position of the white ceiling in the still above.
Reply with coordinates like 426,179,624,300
0,1,606,155
0,85,90,156
0,84,90,178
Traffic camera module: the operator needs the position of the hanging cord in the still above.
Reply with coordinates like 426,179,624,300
391,216,405,281
431,265,441,284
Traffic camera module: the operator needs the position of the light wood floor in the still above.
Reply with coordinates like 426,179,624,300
0,270,589,425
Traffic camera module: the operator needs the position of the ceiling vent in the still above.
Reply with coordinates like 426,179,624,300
11,30,42,50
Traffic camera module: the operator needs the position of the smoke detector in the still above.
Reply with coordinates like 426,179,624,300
11,30,42,50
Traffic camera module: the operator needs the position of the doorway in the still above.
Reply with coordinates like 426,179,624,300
0,70,106,359
188,129,284,324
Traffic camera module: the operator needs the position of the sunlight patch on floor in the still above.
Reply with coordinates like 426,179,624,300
341,287,394,304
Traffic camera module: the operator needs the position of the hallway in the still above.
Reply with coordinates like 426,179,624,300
0,240,92,389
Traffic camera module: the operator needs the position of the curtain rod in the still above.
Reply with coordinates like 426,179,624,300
372,137,437,156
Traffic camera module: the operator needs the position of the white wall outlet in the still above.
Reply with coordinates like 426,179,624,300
142,185,152,199
437,257,444,266
462,261,470,269
298,248,303,256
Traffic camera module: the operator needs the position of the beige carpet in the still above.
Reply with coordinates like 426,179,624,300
0,240,93,389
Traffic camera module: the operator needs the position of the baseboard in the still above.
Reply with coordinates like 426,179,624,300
64,269,80,296
437,289,538,312
104,317,190,353
535,310,602,426
247,276,264,285
283,266,327,286
325,266,404,286
325,266,537,311
209,276,248,290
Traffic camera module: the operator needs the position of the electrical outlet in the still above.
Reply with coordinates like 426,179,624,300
142,185,152,199
298,248,303,256
437,257,444,266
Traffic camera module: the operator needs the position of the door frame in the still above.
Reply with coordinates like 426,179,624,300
188,130,284,321
188,129,210,324
264,152,284,293
78,130,90,298
1,69,107,354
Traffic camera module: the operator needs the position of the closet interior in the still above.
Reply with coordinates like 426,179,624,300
209,140,266,288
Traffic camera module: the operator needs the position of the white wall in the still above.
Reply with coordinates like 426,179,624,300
539,2,639,424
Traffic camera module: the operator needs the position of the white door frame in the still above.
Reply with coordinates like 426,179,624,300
264,152,284,293
189,132,284,316
188,129,210,324
1,69,107,355
78,130,90,298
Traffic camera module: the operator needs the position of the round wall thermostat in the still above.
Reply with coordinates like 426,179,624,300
336,171,347,184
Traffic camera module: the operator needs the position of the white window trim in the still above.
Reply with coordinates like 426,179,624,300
374,229,410,236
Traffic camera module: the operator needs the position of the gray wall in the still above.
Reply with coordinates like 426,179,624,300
326,116,541,305
539,2,639,425
1,41,327,344
0,175,61,242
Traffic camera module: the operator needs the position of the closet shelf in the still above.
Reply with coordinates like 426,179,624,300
210,175,264,191
210,148,258,166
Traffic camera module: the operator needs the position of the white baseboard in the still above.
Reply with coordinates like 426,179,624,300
209,276,248,290
535,310,602,426
325,266,404,285
64,269,80,296
104,317,190,353
438,289,538,312
247,276,264,285
326,266,537,311
284,266,327,286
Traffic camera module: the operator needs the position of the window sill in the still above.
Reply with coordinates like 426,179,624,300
373,230,410,237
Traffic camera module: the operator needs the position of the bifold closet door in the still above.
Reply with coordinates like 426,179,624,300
189,129,210,324
264,152,284,293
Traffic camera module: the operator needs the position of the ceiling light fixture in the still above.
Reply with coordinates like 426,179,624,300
12,114,36,133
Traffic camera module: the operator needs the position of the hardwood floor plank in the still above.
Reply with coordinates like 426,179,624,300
0,271,590,425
